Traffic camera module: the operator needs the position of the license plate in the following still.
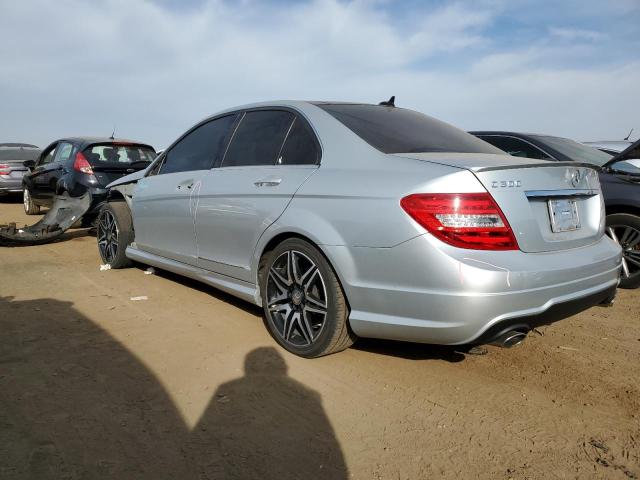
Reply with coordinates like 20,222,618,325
548,199,580,233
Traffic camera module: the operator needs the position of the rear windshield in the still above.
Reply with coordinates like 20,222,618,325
0,147,40,161
532,135,613,167
83,144,156,166
317,104,503,155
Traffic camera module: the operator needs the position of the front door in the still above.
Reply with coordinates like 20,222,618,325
132,114,238,265
196,110,320,282
30,142,74,202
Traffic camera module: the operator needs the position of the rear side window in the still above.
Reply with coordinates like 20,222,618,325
277,118,320,165
83,144,156,166
317,104,503,155
161,115,237,174
478,136,552,160
54,142,74,163
223,110,294,167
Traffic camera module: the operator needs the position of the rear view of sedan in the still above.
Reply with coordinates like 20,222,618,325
98,101,622,357
0,143,40,195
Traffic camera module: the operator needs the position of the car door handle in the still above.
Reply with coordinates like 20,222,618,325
254,178,282,187
177,180,195,190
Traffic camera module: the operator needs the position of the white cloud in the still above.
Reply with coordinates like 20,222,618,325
548,27,605,42
0,0,638,148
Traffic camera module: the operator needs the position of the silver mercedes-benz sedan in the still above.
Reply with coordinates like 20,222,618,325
97,100,622,357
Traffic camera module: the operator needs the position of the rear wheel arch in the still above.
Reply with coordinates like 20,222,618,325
605,204,640,217
257,232,351,309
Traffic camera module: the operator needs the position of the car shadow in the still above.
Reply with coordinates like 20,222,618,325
0,193,23,204
353,337,468,362
134,266,468,363
138,265,264,316
0,296,348,479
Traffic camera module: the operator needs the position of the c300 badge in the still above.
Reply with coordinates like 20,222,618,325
491,180,521,188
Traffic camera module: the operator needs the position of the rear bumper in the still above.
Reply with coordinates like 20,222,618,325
0,177,23,193
324,234,622,345
472,284,616,345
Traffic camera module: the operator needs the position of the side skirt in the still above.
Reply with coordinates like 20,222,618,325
125,246,261,306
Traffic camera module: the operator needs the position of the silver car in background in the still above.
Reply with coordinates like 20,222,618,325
0,143,40,196
98,101,622,357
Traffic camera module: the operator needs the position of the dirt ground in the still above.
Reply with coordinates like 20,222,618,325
1,197,639,480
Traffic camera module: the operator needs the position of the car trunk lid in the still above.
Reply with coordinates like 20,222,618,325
394,152,605,253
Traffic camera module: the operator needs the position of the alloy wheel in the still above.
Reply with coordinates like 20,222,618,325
266,250,328,347
97,210,119,264
23,189,30,211
607,225,640,281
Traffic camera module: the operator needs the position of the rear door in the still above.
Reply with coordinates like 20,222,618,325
132,114,238,265
195,110,319,282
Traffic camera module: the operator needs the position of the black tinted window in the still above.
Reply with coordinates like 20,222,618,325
478,136,552,160
161,115,237,174
318,104,503,155
223,111,293,167
277,118,319,165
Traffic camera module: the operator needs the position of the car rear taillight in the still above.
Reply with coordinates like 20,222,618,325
73,152,94,175
400,192,519,250
0,164,9,176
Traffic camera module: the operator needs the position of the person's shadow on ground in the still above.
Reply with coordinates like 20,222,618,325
0,296,348,479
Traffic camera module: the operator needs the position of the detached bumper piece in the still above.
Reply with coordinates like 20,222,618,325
0,193,91,246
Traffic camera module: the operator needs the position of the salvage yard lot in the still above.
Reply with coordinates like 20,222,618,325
1,198,639,479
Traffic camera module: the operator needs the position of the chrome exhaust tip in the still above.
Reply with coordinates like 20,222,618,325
491,330,528,348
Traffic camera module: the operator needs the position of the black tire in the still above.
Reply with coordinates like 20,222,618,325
23,188,40,215
260,238,356,358
606,213,640,289
97,201,134,269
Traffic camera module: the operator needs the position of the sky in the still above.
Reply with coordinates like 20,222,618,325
1,0,639,149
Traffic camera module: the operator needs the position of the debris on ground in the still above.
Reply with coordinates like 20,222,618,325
100,264,112,271
130,296,148,301
144,267,155,275
558,346,579,351
0,192,91,246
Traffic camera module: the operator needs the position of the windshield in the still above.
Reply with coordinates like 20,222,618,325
532,135,613,167
83,144,156,166
317,104,504,155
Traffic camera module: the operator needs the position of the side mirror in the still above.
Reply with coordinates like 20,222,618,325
23,159,36,169
607,158,640,176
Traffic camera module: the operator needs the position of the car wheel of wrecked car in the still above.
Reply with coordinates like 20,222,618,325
97,201,134,269
606,213,640,289
261,238,356,358
23,188,40,215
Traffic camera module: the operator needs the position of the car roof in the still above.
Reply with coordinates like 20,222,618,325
0,143,39,149
59,137,150,145
469,131,552,138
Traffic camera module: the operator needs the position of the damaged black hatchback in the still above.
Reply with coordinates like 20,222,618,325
21,137,156,224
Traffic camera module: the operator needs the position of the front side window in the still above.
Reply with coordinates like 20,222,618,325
478,136,552,160
161,114,237,174
317,104,503,155
277,118,320,165
222,110,294,167
39,144,57,165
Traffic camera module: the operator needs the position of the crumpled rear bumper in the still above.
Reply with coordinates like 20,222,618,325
0,192,91,246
